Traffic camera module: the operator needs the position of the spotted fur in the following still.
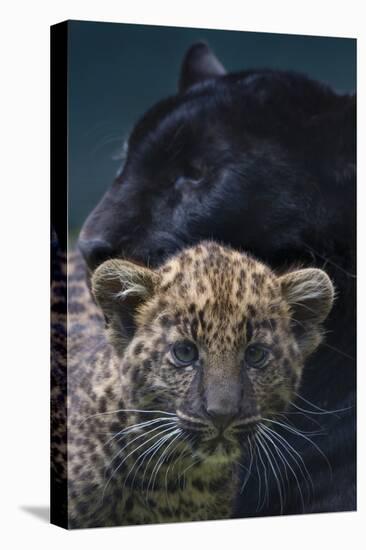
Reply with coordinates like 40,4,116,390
59,242,333,528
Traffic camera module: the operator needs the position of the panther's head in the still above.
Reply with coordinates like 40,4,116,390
92,242,334,462
79,42,354,273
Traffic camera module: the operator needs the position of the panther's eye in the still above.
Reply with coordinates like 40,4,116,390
171,341,199,366
245,345,270,369
186,162,205,182
174,174,202,190
174,162,206,190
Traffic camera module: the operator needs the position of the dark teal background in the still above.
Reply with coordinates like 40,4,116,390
68,20,356,234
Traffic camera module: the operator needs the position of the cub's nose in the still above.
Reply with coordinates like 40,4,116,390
78,238,113,270
206,404,239,432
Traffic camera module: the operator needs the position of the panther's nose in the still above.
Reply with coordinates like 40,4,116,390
206,404,239,432
78,238,113,270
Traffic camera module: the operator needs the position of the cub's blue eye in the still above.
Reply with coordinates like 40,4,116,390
245,345,269,368
172,341,198,366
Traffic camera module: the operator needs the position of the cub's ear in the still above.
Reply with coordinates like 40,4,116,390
279,268,335,355
92,259,160,352
179,42,226,93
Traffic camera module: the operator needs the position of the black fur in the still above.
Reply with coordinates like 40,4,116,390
79,43,356,515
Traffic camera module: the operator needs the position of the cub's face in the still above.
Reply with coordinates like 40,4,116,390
92,242,334,461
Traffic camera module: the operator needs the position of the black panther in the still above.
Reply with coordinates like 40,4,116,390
78,42,356,516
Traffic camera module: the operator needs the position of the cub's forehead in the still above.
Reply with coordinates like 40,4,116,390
157,242,280,312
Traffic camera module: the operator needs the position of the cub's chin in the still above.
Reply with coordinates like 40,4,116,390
188,433,243,465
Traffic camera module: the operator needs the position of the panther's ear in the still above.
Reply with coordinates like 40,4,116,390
279,268,335,355
92,259,160,351
179,42,226,93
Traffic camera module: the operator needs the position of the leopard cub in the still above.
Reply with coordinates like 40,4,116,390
68,241,334,527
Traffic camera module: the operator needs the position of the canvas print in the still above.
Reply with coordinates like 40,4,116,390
51,21,356,529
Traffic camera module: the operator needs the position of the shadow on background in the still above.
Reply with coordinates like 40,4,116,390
20,506,49,523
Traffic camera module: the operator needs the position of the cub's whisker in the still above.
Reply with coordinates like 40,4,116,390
104,416,176,448
164,433,191,508
124,429,179,491
258,427,290,489
293,393,353,415
141,434,175,495
253,433,269,511
261,423,313,491
80,407,176,426
105,421,178,475
256,431,284,514
273,413,325,436
147,429,182,498
259,424,307,510
102,423,178,500
262,417,332,475
238,436,254,494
